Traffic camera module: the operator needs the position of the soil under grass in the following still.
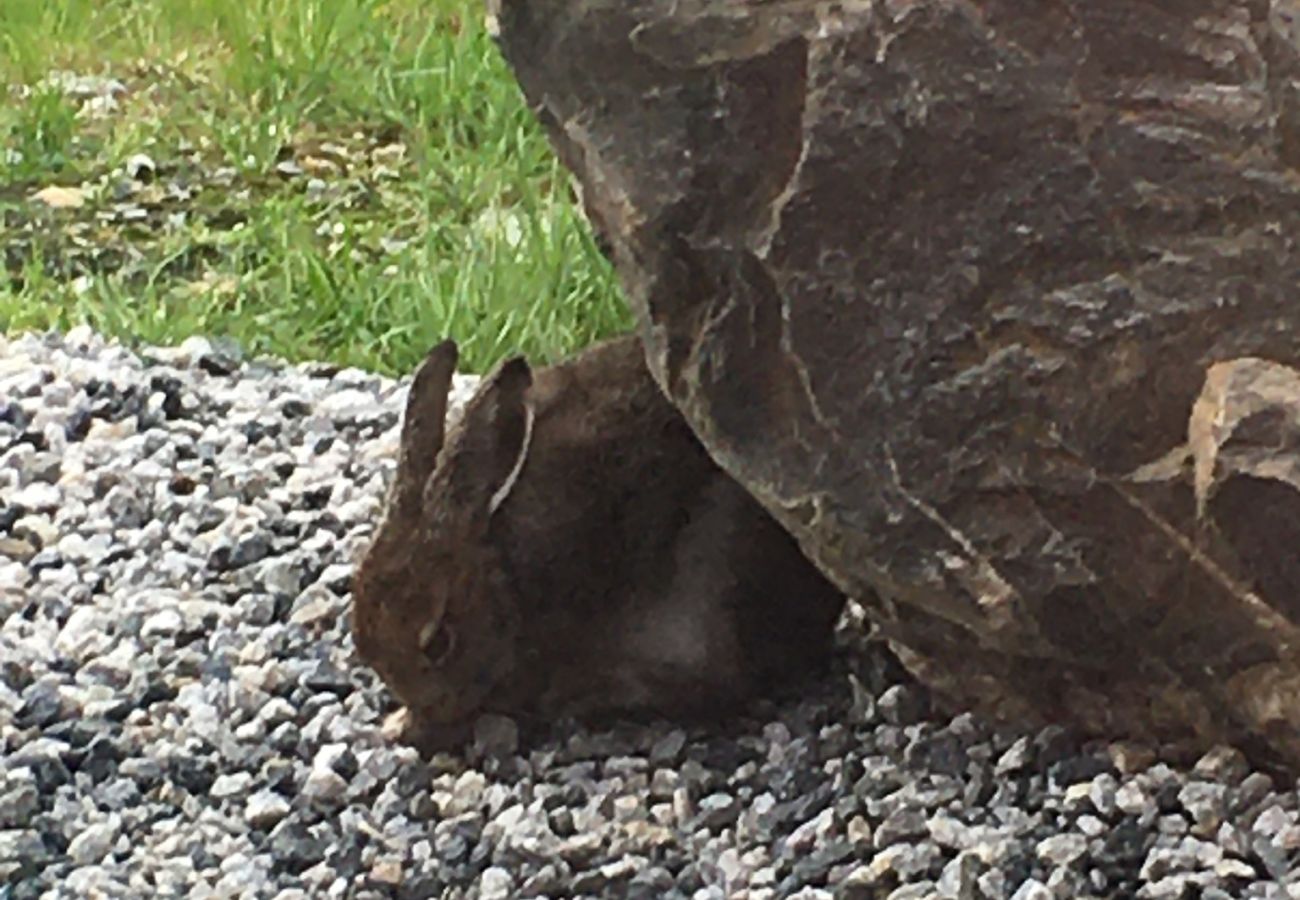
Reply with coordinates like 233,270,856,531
0,0,629,375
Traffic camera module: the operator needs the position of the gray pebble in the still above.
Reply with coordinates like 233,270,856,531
0,829,48,871
1089,772,1119,817
995,737,1032,775
210,772,253,799
937,850,982,899
875,808,929,849
1179,781,1227,834
66,819,119,865
1036,832,1087,867
977,868,1007,900
480,865,515,899
1194,746,1250,784
1008,878,1052,900
651,729,688,766
245,791,292,829
1115,780,1151,817
303,766,348,804
878,684,926,726
696,793,739,830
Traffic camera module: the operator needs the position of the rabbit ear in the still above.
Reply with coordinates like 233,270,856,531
392,339,458,518
488,396,534,515
435,355,535,520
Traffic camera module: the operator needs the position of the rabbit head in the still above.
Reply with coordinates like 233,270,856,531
351,340,536,739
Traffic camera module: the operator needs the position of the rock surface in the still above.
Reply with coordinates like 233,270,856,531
492,0,1300,766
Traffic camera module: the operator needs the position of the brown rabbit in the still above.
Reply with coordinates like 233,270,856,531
350,334,845,751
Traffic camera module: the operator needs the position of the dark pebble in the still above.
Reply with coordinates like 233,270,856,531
27,549,63,574
268,819,331,872
17,683,64,729
9,744,72,793
0,503,23,532
167,755,216,794
300,660,354,697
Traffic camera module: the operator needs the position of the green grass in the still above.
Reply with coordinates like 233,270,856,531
0,0,628,374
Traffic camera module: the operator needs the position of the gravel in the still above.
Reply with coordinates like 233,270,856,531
4,326,1300,898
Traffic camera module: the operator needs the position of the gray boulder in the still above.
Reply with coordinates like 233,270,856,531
493,0,1300,766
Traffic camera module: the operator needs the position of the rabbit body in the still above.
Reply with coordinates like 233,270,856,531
351,335,844,751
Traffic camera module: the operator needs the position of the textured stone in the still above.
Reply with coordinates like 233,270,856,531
493,0,1300,768
66,820,118,865
1036,833,1087,868
245,790,292,829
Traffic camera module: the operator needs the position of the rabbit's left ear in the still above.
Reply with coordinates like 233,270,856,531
391,339,458,520
433,355,535,521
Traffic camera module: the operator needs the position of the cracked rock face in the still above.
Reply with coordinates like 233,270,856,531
493,0,1300,766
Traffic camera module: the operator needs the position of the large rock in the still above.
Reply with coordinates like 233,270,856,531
491,0,1300,766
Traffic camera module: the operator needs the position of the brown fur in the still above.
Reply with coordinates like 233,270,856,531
350,334,845,752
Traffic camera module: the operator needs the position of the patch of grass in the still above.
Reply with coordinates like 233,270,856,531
3,87,82,183
0,0,628,374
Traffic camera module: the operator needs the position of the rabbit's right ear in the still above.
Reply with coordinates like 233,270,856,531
435,354,535,523
391,339,458,519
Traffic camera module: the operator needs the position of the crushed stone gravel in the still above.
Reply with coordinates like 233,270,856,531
3,327,1300,899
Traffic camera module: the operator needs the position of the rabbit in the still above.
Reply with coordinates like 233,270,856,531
350,333,846,752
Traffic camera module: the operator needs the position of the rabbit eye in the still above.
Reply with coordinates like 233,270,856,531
418,622,455,666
